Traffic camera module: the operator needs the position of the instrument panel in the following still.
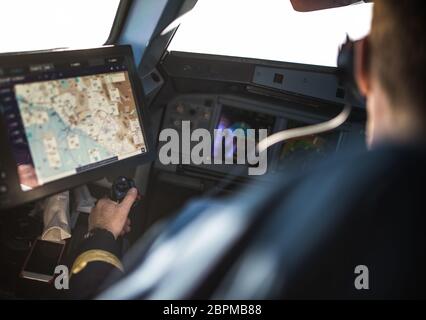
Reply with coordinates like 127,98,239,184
157,93,365,179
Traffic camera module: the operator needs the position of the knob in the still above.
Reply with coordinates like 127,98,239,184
110,176,140,207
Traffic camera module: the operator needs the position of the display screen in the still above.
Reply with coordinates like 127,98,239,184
214,105,275,162
0,58,147,191
278,119,341,171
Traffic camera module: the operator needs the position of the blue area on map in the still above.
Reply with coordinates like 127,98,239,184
21,105,112,182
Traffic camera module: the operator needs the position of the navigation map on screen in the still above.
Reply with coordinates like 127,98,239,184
4,68,147,190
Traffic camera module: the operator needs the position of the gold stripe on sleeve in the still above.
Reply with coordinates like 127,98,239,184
71,250,124,275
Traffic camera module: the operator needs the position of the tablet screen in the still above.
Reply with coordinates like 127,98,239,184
0,53,147,191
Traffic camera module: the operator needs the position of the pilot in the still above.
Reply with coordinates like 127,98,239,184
67,0,426,299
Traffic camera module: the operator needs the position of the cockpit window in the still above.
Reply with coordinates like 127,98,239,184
169,0,373,67
0,0,120,53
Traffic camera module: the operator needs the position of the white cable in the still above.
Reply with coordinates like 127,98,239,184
257,103,352,153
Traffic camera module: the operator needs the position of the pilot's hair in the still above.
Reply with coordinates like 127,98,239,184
370,0,426,113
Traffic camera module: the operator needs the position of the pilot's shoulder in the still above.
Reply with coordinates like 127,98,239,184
311,143,426,181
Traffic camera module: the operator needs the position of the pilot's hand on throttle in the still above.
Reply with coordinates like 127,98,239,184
88,188,138,239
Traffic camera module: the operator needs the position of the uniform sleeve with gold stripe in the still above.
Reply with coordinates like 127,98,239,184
67,228,123,299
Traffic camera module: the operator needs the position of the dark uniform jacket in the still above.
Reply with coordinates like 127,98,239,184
67,143,426,299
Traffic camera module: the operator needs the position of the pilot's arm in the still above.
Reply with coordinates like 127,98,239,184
67,188,138,299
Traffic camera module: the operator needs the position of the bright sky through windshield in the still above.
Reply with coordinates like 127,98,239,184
0,0,120,53
169,0,374,67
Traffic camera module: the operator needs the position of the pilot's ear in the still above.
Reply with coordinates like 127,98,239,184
354,37,371,97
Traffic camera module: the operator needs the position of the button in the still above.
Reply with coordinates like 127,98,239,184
0,185,8,195
5,113,16,120
0,171,6,180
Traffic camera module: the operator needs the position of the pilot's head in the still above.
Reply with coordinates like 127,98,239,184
355,0,426,149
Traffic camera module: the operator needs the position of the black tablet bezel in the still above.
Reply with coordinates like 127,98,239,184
0,45,155,210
